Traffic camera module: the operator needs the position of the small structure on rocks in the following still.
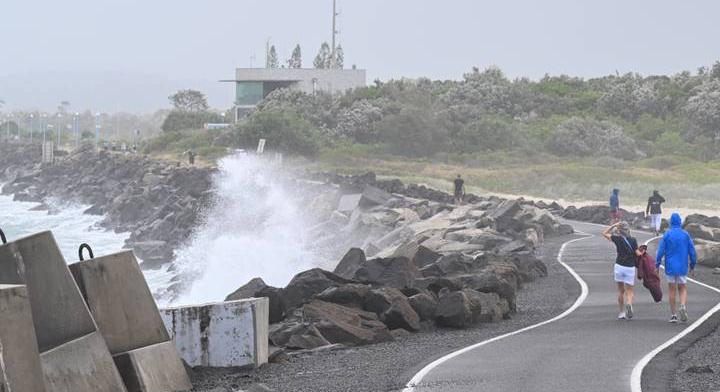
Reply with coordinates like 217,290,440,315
161,298,269,368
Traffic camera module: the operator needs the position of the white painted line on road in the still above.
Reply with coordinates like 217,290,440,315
631,237,720,392
403,233,592,391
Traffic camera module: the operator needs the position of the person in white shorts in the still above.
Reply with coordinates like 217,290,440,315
603,221,641,320
646,190,666,236
656,213,697,323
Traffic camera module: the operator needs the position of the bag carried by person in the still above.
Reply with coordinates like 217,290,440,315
637,252,662,303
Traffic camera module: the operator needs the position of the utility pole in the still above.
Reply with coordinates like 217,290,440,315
265,38,270,68
331,0,338,68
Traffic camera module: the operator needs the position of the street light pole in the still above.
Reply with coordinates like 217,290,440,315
95,113,100,152
29,114,34,143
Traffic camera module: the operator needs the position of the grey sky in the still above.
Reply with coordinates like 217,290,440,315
1,0,719,112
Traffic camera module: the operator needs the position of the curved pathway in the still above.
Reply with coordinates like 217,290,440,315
406,221,720,392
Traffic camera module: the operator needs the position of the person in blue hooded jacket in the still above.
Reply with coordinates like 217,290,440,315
609,188,621,223
656,213,697,323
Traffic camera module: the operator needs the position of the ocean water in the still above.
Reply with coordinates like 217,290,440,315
0,191,171,293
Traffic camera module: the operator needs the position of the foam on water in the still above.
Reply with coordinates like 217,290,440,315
0,190,173,292
171,154,327,306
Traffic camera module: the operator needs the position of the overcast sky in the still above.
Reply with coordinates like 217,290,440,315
1,0,719,112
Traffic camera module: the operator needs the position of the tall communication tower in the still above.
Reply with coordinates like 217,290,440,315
331,0,339,68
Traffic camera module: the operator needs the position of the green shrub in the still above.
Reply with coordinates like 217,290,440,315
161,110,223,133
236,108,322,156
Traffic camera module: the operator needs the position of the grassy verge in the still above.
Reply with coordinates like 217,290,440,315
311,147,720,211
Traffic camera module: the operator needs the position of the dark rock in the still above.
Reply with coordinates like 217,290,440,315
487,200,522,231
333,248,366,279
269,322,331,350
302,300,393,346
419,263,445,278
408,292,438,321
353,257,419,289
282,268,354,313
437,253,475,275
412,245,442,268
315,284,371,308
226,278,286,323
435,289,482,328
364,287,420,331
414,276,464,294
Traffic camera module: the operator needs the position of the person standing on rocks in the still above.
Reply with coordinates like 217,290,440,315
453,175,466,205
646,190,666,235
609,188,621,223
186,149,197,165
656,213,697,323
603,221,641,320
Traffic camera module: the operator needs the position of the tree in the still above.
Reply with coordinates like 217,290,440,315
168,89,209,112
333,45,344,69
288,44,302,68
546,117,639,160
683,80,720,142
313,42,331,69
236,108,321,156
267,45,279,68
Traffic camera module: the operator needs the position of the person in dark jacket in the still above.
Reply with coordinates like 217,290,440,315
609,188,621,223
453,175,466,205
603,221,642,320
646,190,666,235
656,213,697,323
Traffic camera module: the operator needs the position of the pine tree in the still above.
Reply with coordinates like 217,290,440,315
267,45,279,68
288,44,302,68
333,45,344,69
313,42,331,69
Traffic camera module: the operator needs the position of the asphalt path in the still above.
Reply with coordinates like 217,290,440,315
406,220,720,392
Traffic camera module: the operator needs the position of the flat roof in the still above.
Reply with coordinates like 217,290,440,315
228,67,366,82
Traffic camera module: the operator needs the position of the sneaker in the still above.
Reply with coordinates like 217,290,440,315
679,305,688,322
625,304,634,319
618,312,626,320
669,315,678,323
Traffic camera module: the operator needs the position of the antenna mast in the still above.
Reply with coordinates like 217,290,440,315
331,0,338,68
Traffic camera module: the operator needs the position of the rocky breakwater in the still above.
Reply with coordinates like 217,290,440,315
226,181,574,356
0,143,213,269
683,214,720,269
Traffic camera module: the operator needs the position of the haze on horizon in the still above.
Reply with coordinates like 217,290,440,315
1,0,719,112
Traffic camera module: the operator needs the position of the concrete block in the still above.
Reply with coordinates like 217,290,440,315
40,331,127,392
69,250,170,354
0,231,96,352
0,284,48,392
0,231,128,392
113,341,191,392
161,298,269,368
70,250,191,391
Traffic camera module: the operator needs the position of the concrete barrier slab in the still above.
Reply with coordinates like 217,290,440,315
69,250,170,354
0,231,96,352
70,250,191,391
0,231,128,392
40,331,127,392
161,298,269,368
113,341,192,392
0,284,48,392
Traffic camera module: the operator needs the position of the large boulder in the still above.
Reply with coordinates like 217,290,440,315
352,257,419,289
487,200,522,231
434,289,482,328
302,300,393,346
333,248,366,279
696,242,720,268
408,292,438,321
226,278,286,323
436,253,476,275
316,284,371,308
360,185,393,207
685,223,720,242
412,246,442,268
685,214,720,229
364,287,420,331
282,269,353,313
269,322,331,350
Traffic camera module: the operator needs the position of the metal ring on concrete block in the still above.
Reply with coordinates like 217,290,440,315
0,228,6,244
78,243,94,261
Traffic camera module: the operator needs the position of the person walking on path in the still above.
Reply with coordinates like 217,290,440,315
656,213,697,323
646,190,666,235
603,221,641,320
609,188,621,223
453,175,466,205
